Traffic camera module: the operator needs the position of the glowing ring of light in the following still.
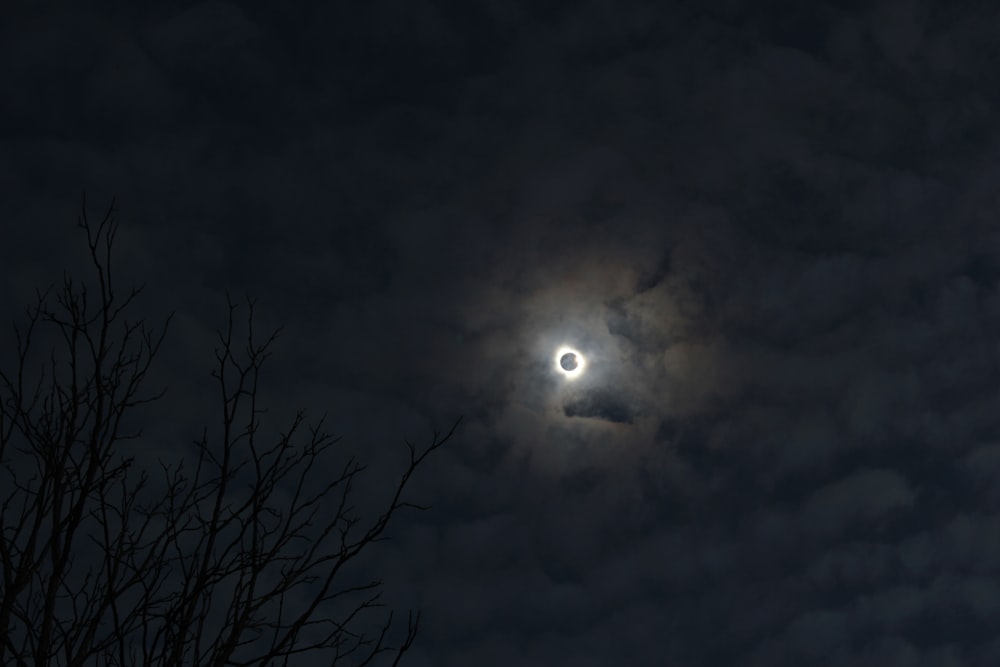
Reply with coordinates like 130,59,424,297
554,346,586,379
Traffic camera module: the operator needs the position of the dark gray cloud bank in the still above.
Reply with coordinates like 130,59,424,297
3,0,1000,664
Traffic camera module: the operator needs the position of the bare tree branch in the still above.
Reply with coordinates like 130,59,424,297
0,197,456,666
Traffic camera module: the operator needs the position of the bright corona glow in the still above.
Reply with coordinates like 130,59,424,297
554,346,586,380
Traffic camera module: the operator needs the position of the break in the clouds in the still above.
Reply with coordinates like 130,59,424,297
3,0,1000,665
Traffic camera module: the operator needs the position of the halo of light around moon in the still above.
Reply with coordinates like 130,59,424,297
554,346,585,379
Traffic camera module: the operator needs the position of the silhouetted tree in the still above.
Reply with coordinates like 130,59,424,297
0,198,457,666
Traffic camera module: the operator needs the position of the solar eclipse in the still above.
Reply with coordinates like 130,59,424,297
554,346,585,379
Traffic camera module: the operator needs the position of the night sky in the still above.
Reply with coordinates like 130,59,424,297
3,1,1000,665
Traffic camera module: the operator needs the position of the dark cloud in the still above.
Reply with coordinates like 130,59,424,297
3,0,1000,664
563,387,635,423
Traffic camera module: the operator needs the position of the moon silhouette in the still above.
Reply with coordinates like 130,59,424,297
554,346,585,379
560,352,578,371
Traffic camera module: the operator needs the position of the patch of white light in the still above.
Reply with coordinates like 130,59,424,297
554,346,586,380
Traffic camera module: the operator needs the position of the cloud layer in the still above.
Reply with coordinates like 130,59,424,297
3,1,1000,664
